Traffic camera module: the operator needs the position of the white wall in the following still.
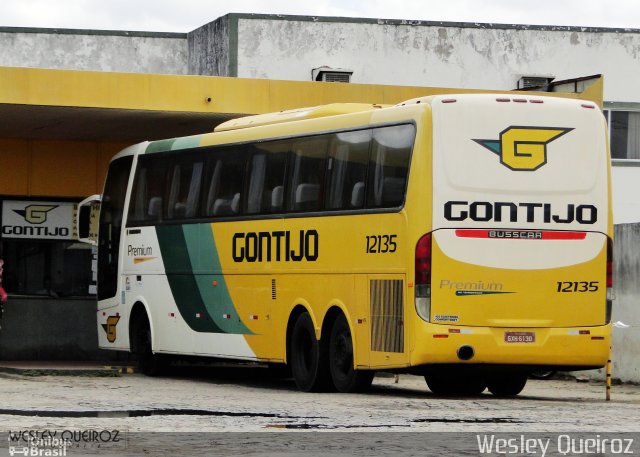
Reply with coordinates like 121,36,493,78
610,223,640,382
612,166,640,224
0,29,188,75
236,18,640,103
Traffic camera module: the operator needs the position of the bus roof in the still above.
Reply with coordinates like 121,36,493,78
214,103,388,132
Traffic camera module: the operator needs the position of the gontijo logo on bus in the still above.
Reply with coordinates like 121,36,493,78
474,126,573,171
233,230,319,262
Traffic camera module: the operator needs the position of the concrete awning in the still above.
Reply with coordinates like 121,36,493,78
0,103,239,142
0,66,603,143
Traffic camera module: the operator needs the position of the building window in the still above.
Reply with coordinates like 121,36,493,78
1,240,94,298
1,199,96,298
605,110,640,160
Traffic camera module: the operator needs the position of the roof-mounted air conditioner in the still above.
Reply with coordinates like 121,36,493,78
517,76,555,90
312,66,353,83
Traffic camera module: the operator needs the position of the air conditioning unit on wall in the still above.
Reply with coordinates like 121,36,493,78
312,66,353,83
517,75,555,90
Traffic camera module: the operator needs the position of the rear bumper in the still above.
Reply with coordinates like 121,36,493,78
410,323,610,368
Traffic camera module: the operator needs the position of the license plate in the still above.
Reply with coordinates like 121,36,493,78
504,331,535,343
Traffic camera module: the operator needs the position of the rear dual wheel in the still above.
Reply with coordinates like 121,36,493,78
425,374,486,396
329,314,374,393
486,374,528,397
290,312,373,393
290,312,331,392
425,372,528,397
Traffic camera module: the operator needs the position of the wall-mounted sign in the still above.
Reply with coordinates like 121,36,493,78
1,200,77,240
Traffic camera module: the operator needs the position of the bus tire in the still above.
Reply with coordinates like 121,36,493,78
290,312,331,392
425,374,486,396
329,314,374,393
487,374,527,397
133,313,165,377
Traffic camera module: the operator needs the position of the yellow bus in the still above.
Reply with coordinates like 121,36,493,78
83,93,613,396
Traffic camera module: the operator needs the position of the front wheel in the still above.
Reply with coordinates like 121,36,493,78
329,314,374,393
133,314,166,376
290,312,330,392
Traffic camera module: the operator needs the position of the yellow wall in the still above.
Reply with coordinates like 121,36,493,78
0,67,603,115
0,139,127,197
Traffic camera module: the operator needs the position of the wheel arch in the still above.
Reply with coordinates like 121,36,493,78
320,304,349,346
129,299,153,353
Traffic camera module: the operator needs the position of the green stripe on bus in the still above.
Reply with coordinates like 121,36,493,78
156,224,223,333
156,224,252,335
182,224,253,335
172,136,202,150
145,139,176,154
145,136,201,154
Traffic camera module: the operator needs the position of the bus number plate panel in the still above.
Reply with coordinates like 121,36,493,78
504,332,535,343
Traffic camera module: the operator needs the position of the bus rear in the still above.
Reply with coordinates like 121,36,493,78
414,94,611,394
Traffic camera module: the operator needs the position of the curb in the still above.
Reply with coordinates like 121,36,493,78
0,365,137,377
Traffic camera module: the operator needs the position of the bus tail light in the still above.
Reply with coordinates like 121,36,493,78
415,233,432,322
606,237,614,323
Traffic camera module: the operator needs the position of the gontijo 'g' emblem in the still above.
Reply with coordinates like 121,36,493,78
13,204,58,224
101,315,120,343
474,126,573,171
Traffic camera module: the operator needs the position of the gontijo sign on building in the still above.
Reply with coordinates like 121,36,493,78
1,200,77,240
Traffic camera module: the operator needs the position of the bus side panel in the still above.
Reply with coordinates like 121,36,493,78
211,213,412,368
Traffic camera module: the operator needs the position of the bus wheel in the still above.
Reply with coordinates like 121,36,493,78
134,314,165,376
329,314,374,393
486,374,527,397
425,374,486,396
290,312,330,392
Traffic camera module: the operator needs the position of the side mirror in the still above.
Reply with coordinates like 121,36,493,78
76,194,101,246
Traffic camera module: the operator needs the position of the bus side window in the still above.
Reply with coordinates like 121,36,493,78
325,129,371,210
166,157,204,220
287,137,328,212
185,162,204,218
130,168,147,221
204,159,222,216
167,164,182,219
206,148,245,217
366,124,415,208
128,156,168,224
246,143,288,215
265,149,287,213
246,153,266,215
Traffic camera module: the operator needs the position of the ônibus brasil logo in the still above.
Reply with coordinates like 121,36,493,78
474,126,573,171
